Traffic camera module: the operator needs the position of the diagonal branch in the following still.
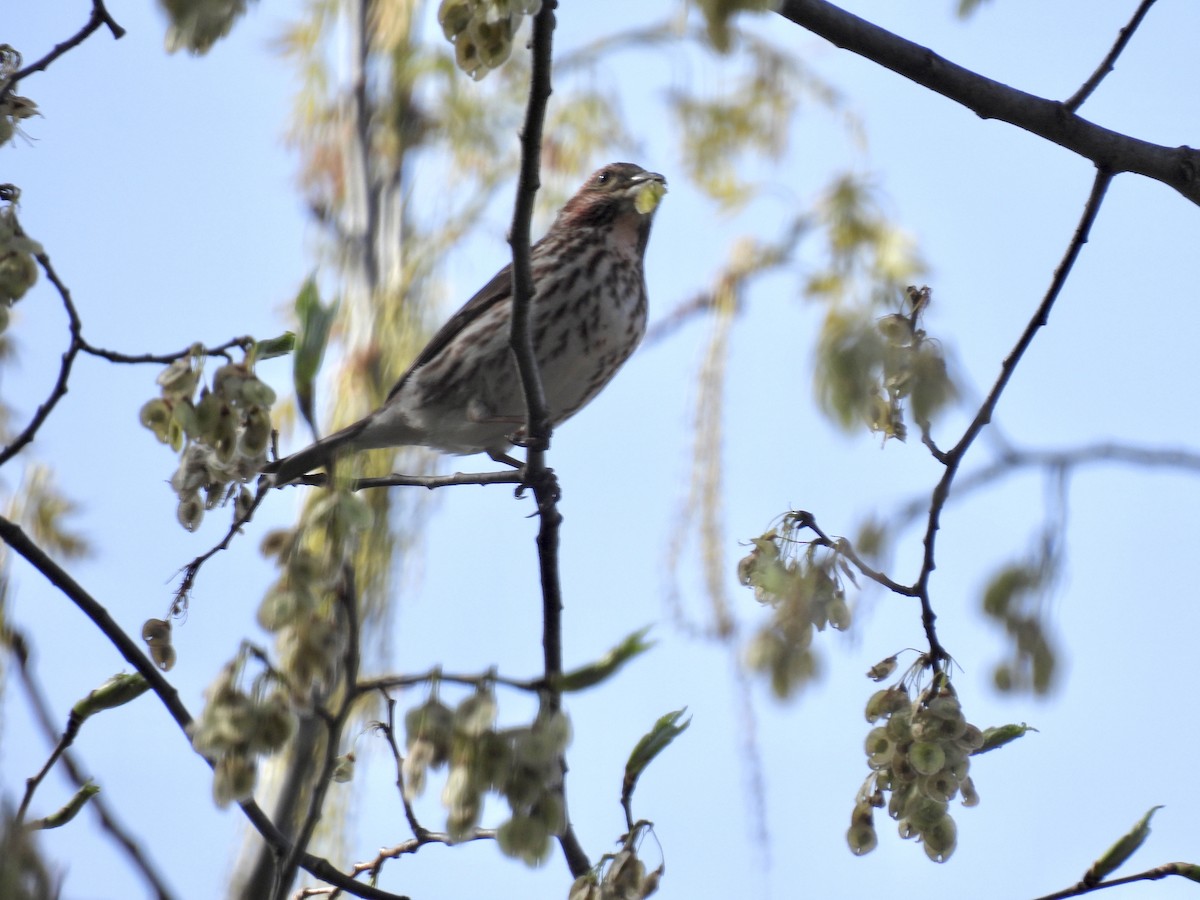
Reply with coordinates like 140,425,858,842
0,0,124,103
774,0,1200,206
1031,862,1200,900
1064,0,1160,112
912,168,1114,668
0,255,84,468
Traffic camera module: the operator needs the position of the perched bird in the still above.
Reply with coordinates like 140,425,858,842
265,162,666,485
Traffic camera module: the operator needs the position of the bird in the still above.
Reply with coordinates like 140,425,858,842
264,162,666,485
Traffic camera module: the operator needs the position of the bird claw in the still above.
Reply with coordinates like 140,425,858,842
515,465,561,506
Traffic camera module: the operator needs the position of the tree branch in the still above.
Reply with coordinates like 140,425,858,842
0,255,84,468
281,469,524,491
774,0,1200,206
507,0,590,879
1031,862,1200,900
0,0,124,103
911,168,1113,669
1064,0,1159,113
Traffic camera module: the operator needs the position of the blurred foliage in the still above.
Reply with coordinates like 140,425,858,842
695,0,778,52
956,0,994,19
815,286,956,441
0,808,59,899
738,514,854,698
6,465,90,562
158,0,256,54
981,558,1060,695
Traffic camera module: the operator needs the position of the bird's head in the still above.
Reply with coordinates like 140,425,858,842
555,163,667,254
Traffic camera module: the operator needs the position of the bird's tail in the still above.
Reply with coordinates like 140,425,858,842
261,418,373,486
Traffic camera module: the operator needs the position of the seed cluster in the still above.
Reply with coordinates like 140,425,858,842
140,352,275,531
738,528,852,698
187,661,295,808
404,688,570,865
849,676,981,862
437,0,543,80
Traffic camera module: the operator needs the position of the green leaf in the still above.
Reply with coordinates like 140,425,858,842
291,276,338,437
622,707,691,808
973,722,1038,755
254,331,296,361
1083,806,1164,887
558,627,655,692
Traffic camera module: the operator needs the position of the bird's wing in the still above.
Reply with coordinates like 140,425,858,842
386,261,514,401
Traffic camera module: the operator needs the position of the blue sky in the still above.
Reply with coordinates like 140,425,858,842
5,1,1200,898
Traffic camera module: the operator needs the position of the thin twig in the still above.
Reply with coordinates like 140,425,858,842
792,511,916,597
376,690,428,842
79,335,251,365
1031,862,1200,900
281,469,524,491
1063,0,1159,112
174,479,269,609
912,168,1114,669
16,707,80,826
0,0,125,103
357,669,541,695
891,441,1200,529
0,255,84,468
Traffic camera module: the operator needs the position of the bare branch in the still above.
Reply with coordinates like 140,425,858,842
1064,0,1160,112
279,469,524,491
0,0,125,103
0,255,84,468
912,168,1114,669
1031,862,1200,900
892,441,1200,529
173,480,270,611
507,0,591,879
80,335,252,365
774,0,1200,206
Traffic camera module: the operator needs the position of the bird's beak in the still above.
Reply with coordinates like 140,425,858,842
629,171,667,215
630,171,667,187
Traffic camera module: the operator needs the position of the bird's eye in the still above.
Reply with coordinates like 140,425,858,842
595,171,609,185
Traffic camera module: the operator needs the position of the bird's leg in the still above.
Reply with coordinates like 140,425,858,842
487,449,525,469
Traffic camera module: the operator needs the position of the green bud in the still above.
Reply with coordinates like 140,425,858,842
27,781,100,830
72,673,151,721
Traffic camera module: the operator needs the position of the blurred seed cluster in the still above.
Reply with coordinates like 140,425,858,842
437,0,542,80
738,521,853,698
187,657,296,808
403,686,571,865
